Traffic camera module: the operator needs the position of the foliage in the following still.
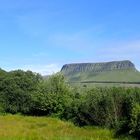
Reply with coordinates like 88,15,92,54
30,73,72,117
0,68,140,139
0,70,42,114
129,103,140,139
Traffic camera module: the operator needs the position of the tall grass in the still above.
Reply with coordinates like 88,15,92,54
0,115,134,140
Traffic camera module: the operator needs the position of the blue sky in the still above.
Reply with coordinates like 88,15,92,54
0,0,140,75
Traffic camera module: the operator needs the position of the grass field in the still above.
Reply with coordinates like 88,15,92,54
0,115,134,140
70,82,140,90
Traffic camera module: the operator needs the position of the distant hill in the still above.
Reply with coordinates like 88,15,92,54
61,60,140,83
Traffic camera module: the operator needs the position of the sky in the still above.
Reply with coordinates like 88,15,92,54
0,0,140,75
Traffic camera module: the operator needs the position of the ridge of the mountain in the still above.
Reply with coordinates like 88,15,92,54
61,60,136,73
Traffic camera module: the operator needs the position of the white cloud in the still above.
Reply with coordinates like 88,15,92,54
21,64,61,75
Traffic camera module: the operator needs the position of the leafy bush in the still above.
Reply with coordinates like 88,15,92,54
129,103,140,139
30,73,72,117
0,70,41,114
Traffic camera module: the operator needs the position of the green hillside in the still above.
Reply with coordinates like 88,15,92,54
65,69,140,82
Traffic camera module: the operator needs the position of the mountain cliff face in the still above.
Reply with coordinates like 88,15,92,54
61,60,140,82
61,60,136,74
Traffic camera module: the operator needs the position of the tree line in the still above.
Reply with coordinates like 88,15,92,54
0,69,140,139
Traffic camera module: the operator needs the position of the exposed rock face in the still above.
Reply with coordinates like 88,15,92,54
61,60,136,74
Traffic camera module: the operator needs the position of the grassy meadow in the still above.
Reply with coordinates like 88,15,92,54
0,115,134,140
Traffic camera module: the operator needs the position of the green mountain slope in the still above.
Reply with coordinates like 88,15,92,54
64,69,140,82
61,60,140,83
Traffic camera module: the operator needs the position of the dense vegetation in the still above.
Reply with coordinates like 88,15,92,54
0,69,140,139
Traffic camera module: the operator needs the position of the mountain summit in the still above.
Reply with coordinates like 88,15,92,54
61,60,140,82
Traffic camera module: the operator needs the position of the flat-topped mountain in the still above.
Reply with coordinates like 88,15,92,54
61,60,136,73
61,60,140,82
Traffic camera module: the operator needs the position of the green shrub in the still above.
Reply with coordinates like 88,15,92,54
129,103,140,139
30,73,72,117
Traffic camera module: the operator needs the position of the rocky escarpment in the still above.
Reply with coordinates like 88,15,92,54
61,60,136,74
61,60,140,82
